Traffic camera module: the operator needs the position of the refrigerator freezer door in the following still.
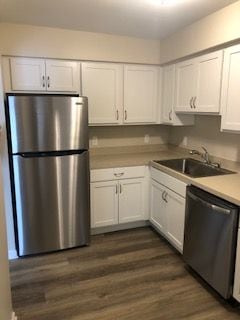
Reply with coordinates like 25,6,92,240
13,151,90,256
7,95,88,153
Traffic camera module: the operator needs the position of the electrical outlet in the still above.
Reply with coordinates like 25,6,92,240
144,134,150,144
92,136,98,146
182,136,188,146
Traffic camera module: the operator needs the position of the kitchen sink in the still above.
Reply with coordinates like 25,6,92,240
153,158,236,178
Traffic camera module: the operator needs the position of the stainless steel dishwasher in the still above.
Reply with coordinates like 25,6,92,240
183,185,239,299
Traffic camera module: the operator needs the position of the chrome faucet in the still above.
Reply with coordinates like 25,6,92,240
189,147,210,164
189,147,221,168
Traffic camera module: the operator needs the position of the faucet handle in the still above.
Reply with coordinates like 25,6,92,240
189,149,200,155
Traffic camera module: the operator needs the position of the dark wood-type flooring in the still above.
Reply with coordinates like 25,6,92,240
10,227,240,320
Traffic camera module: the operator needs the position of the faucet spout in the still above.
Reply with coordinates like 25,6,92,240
201,146,210,164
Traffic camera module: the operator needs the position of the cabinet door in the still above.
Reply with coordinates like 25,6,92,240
164,189,185,253
90,181,118,228
10,57,46,91
150,179,167,234
124,65,158,123
45,60,79,92
195,51,223,113
119,178,146,223
221,44,240,132
161,65,195,126
161,65,175,124
175,59,197,113
82,63,123,125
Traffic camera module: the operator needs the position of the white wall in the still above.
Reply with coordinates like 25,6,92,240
0,22,161,256
0,64,13,320
89,125,169,148
169,116,240,162
161,0,240,63
0,23,161,64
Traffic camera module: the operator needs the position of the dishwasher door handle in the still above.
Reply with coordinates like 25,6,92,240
187,191,231,215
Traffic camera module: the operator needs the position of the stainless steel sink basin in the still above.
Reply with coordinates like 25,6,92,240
153,158,236,178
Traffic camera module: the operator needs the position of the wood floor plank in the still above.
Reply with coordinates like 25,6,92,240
10,227,240,320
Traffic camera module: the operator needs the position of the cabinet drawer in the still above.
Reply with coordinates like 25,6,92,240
150,167,187,198
91,166,146,182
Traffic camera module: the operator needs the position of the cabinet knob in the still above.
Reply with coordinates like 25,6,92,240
116,110,119,121
124,110,127,121
169,110,172,121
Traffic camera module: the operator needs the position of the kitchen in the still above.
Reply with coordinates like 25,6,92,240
1,0,240,319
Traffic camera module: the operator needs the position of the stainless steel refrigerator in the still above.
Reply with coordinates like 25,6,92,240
6,94,90,256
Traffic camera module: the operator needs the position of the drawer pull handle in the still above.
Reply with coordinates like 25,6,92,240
114,173,124,177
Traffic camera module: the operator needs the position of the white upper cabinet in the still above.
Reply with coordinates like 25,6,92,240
194,51,223,113
174,50,223,114
45,60,79,92
123,65,158,124
221,44,240,132
82,62,123,125
161,65,174,124
161,65,194,126
175,59,196,113
10,58,46,91
119,178,145,223
9,57,80,93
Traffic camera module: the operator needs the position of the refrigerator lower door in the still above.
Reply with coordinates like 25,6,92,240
12,151,90,256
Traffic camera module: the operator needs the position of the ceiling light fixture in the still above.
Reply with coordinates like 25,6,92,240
151,0,179,6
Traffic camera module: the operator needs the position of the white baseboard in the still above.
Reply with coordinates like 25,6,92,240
8,250,18,260
11,311,17,320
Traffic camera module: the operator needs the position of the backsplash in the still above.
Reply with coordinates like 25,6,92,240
89,125,170,148
169,116,240,162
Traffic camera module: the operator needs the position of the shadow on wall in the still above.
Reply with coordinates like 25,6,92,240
169,115,240,162
89,125,170,148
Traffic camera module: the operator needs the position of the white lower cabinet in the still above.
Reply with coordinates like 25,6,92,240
90,166,148,228
150,180,167,233
150,168,187,253
119,178,145,223
164,188,186,251
90,181,119,228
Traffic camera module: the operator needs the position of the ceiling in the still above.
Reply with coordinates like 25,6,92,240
0,0,238,39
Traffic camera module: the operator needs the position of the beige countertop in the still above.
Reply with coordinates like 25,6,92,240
90,145,240,206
